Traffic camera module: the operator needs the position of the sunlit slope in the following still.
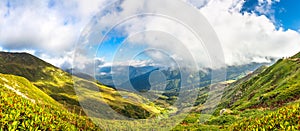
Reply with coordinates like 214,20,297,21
229,101,300,130
0,73,61,107
221,55,300,110
173,52,300,130
0,78,99,130
0,52,60,82
0,52,163,119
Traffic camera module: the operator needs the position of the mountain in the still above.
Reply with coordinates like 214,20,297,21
96,62,269,97
0,73,99,130
220,56,300,110
65,68,96,81
0,52,163,120
1,51,299,130
96,66,158,87
0,52,59,82
172,52,300,130
0,73,61,107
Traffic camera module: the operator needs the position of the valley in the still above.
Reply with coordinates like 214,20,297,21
0,51,300,130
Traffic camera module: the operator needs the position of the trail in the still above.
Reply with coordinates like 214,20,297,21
1,77,36,103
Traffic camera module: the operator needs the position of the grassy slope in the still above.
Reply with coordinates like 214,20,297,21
0,73,60,107
0,89,99,130
0,74,99,130
224,57,300,110
173,52,300,130
223,55,300,130
0,52,163,119
229,101,300,130
1,51,300,130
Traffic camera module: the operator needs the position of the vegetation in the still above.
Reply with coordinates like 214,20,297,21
0,51,300,130
0,73,60,107
220,56,300,111
0,52,164,119
170,52,300,130
0,75,99,130
230,102,300,130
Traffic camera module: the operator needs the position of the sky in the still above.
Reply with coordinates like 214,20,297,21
241,0,300,31
0,0,300,71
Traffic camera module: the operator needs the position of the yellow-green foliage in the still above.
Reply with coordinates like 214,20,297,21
174,52,300,130
0,86,99,130
73,78,164,119
0,73,163,130
221,57,300,111
1,51,300,130
229,103,300,130
0,52,164,118
0,73,61,107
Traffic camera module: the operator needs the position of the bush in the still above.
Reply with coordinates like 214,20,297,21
229,103,300,130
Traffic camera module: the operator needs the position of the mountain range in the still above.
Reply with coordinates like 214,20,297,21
95,62,270,92
0,51,299,130
0,52,166,130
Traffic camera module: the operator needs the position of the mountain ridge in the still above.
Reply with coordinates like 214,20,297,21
0,51,164,119
1,51,300,130
173,51,300,130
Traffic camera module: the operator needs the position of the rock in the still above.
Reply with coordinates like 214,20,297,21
220,108,233,116
220,109,226,115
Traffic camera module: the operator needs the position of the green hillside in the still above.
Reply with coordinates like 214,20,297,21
222,56,300,110
0,73,60,107
1,51,300,130
173,52,300,130
0,52,163,119
0,75,99,130
229,101,300,130
0,52,58,82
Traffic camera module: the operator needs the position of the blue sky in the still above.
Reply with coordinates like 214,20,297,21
95,0,300,64
273,0,300,31
0,0,300,70
241,0,300,31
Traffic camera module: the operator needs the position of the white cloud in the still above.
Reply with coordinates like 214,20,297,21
0,1,72,52
39,52,73,68
199,0,300,65
101,59,155,68
0,0,107,67
92,0,300,68
82,0,216,69
182,0,210,8
0,47,36,56
254,0,280,22
73,0,300,70
1,0,300,69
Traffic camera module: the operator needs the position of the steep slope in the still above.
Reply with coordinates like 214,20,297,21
0,77,99,130
222,56,300,110
172,52,300,130
0,73,60,107
0,52,162,119
229,101,300,130
0,52,58,82
217,65,268,109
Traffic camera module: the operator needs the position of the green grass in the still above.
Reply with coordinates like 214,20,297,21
171,52,300,130
218,57,300,111
168,102,300,130
0,52,164,119
1,51,300,130
0,85,99,130
229,102,300,130
0,73,61,107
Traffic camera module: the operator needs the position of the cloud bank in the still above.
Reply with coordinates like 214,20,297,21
199,0,300,65
0,0,106,68
0,0,300,69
